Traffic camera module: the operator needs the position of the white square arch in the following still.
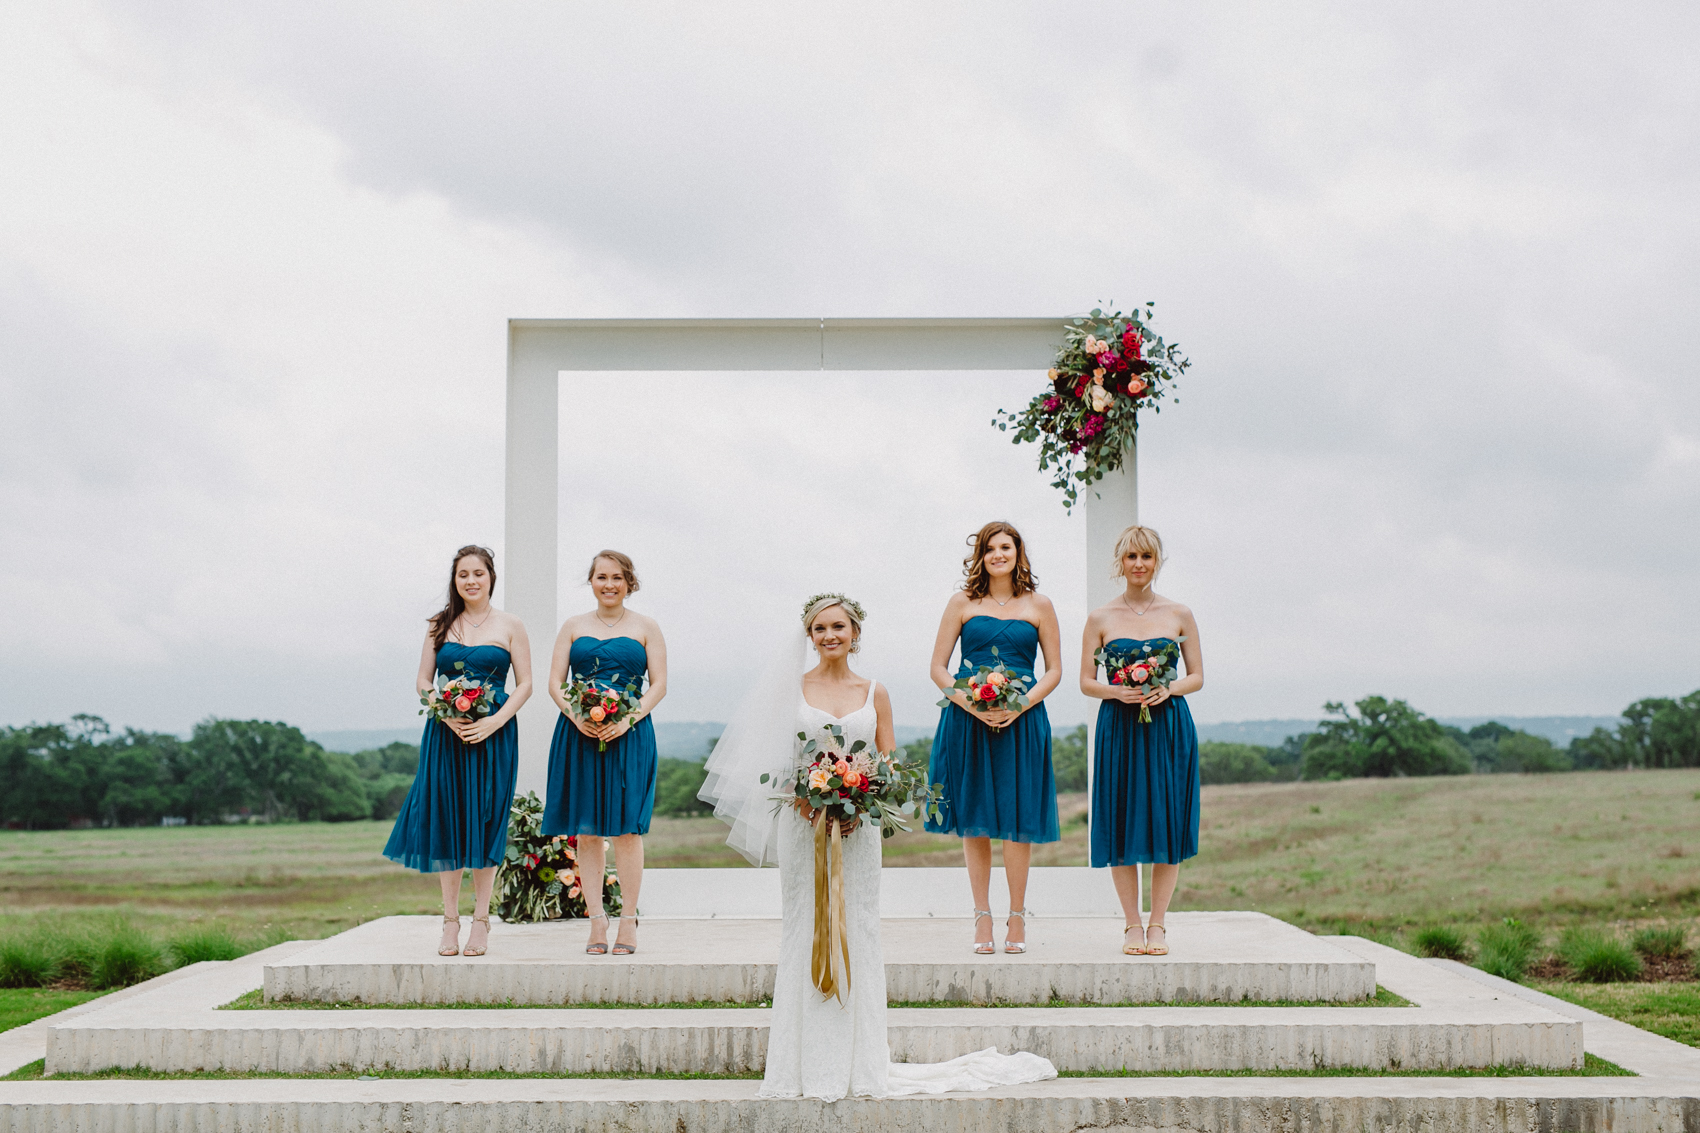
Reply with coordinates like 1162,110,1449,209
504,317,1138,797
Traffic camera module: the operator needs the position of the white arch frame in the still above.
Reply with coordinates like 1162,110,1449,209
504,317,1138,883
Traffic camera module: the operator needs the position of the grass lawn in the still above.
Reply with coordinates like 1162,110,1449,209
0,989,106,1034
1533,982,1700,1048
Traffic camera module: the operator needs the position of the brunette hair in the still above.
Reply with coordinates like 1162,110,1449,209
428,544,497,649
587,549,640,593
961,521,1038,601
1110,525,1166,579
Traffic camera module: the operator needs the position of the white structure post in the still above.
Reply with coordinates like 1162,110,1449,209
1082,444,1139,911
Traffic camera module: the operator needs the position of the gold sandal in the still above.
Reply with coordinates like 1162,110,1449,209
1123,923,1146,956
439,916,461,957
462,915,491,957
972,909,995,955
1145,922,1169,956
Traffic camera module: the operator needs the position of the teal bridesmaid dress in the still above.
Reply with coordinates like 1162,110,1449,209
383,642,518,873
924,616,1060,843
542,636,657,837
1090,637,1199,867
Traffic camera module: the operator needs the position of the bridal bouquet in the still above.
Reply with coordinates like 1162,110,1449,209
562,671,643,753
419,661,497,722
938,645,1032,720
762,725,943,838
1095,637,1184,724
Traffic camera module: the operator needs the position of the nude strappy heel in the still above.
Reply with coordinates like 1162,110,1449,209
972,909,995,954
583,912,609,955
1123,923,1147,956
439,916,461,957
1004,909,1032,954
1144,922,1169,956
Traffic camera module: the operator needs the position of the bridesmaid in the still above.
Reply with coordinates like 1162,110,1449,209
926,521,1062,954
1080,525,1203,957
542,550,668,956
384,544,533,959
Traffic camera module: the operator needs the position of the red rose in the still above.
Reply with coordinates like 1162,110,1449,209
1111,671,1124,685
977,683,999,702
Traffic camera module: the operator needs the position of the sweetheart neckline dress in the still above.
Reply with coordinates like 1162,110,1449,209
542,635,658,838
1090,636,1200,867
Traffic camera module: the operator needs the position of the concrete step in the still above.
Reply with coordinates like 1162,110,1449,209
2,1075,1696,1133
47,942,1583,1075
263,912,1376,1005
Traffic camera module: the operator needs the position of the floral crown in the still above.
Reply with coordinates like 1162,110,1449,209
800,592,867,626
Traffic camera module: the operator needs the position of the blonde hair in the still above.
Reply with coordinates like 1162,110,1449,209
587,550,640,593
802,593,864,654
1110,525,1166,580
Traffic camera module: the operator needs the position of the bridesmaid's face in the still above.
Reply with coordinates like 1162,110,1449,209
590,559,629,606
982,533,1018,578
454,556,491,604
810,606,858,659
1121,548,1159,587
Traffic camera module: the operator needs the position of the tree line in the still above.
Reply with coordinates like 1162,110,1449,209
0,716,417,830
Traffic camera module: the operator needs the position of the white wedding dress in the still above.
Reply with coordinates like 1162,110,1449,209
747,679,1056,1101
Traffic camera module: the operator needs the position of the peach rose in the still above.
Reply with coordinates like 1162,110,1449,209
1127,377,1148,397
809,767,831,790
1089,386,1113,413
986,670,1008,687
589,706,606,722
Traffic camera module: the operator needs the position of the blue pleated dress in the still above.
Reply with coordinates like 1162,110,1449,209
383,642,518,874
1090,637,1200,868
924,615,1060,844
541,636,658,838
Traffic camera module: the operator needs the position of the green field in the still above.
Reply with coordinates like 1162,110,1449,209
2,769,1695,1042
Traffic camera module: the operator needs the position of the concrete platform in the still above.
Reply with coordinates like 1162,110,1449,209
631,866,1128,919
264,911,1378,1005
47,934,1585,1074
3,1076,1697,1133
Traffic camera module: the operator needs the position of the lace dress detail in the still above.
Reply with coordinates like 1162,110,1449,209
759,682,889,1100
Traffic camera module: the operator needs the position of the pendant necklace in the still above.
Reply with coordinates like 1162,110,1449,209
598,607,627,630
458,607,493,639
1123,590,1156,617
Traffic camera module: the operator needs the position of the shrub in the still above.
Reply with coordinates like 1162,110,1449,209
1413,925,1471,961
88,923,167,989
1475,918,1541,982
0,937,59,988
653,758,711,817
1199,742,1278,785
1630,925,1688,960
1052,726,1087,792
170,926,244,965
1560,927,1643,983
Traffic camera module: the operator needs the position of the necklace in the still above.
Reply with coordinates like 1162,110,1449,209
1122,590,1156,617
597,607,627,630
461,606,493,630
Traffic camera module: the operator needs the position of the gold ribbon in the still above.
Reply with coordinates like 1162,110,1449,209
810,814,852,1003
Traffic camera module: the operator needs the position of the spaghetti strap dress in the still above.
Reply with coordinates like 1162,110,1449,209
541,635,658,837
382,642,518,873
923,615,1059,843
1089,636,1200,867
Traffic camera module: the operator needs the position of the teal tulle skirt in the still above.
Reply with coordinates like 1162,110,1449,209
383,715,518,873
1090,695,1199,867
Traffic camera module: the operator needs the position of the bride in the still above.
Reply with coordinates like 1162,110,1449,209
700,592,1055,1100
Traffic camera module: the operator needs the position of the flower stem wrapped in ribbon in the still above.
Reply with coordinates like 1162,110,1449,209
762,724,943,1002
994,305,1191,511
1095,637,1185,724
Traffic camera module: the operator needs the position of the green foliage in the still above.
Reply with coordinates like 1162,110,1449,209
1052,726,1087,792
495,792,619,924
0,938,59,989
0,717,419,828
1476,919,1542,982
86,924,167,989
1300,697,1471,780
1412,925,1471,961
1566,689,1700,769
1451,723,1570,773
1558,927,1643,983
1199,742,1279,785
169,927,243,966
1629,925,1687,960
654,759,712,817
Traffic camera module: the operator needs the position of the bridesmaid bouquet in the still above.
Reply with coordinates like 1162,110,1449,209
562,671,643,753
762,725,944,839
419,661,497,722
1095,638,1184,723
938,645,1033,719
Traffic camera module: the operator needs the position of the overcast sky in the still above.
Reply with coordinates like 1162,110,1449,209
4,2,1697,737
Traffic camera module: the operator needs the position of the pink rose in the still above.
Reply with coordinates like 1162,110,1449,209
1126,377,1148,397
1130,664,1151,683
453,695,474,712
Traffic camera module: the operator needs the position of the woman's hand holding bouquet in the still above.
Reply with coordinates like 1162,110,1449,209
938,646,1033,730
562,669,644,753
420,661,499,744
1095,638,1184,723
762,725,943,840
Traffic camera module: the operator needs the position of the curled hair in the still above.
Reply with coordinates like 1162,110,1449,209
428,545,497,649
587,549,640,594
961,521,1038,601
1110,525,1166,580
803,593,864,654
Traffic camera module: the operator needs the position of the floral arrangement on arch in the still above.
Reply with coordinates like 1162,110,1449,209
994,305,1191,510
494,791,621,923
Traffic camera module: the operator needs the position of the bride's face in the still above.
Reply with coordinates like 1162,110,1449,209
809,605,858,659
